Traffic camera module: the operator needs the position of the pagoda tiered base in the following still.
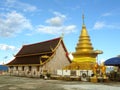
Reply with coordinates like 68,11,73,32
63,62,96,70
73,57,96,64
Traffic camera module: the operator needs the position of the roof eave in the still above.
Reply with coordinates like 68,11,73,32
15,51,53,57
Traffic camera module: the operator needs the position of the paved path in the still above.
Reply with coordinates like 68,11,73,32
63,84,120,90
0,75,120,90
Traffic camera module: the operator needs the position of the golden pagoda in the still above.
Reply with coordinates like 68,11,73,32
64,14,103,70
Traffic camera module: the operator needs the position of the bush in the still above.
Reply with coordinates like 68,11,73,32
46,73,51,78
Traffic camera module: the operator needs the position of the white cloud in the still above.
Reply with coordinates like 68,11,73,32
102,13,111,17
93,12,120,30
37,25,76,35
0,44,16,51
93,21,105,30
46,12,66,26
0,11,32,37
53,12,66,18
46,16,64,26
93,21,120,30
5,0,37,12
37,12,76,35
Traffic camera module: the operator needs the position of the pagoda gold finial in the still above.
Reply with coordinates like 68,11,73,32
80,14,89,36
82,13,85,25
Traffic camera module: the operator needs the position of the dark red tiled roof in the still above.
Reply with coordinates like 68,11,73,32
16,37,61,57
7,56,40,65
7,54,51,65
6,37,71,65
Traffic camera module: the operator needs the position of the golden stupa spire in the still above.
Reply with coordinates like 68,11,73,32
76,14,93,53
80,13,89,37
63,14,103,71
72,14,97,63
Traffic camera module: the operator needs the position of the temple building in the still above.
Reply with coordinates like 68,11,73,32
6,37,71,77
60,15,103,81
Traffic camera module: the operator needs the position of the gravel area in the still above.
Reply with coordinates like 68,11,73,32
0,75,120,90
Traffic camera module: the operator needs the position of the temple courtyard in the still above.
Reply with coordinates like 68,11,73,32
0,75,120,90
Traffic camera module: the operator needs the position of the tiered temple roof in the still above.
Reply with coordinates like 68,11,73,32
7,37,71,66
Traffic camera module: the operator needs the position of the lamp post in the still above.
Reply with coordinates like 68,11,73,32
3,56,8,65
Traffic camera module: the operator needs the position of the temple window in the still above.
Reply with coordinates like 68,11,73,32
10,66,13,69
29,66,31,71
16,66,18,70
37,66,39,71
22,66,24,71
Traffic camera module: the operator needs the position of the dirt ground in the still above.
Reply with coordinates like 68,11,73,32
0,75,120,90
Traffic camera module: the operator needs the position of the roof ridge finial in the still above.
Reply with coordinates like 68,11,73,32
60,33,64,39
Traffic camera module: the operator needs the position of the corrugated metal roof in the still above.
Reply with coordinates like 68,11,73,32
0,65,8,71
104,57,120,66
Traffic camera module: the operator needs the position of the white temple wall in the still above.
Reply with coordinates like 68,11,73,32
43,43,70,75
8,66,42,77
30,66,40,77
57,69,63,75
57,70,93,77
63,70,71,76
24,66,41,77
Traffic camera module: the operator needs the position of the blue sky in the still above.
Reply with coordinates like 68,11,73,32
0,0,120,64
